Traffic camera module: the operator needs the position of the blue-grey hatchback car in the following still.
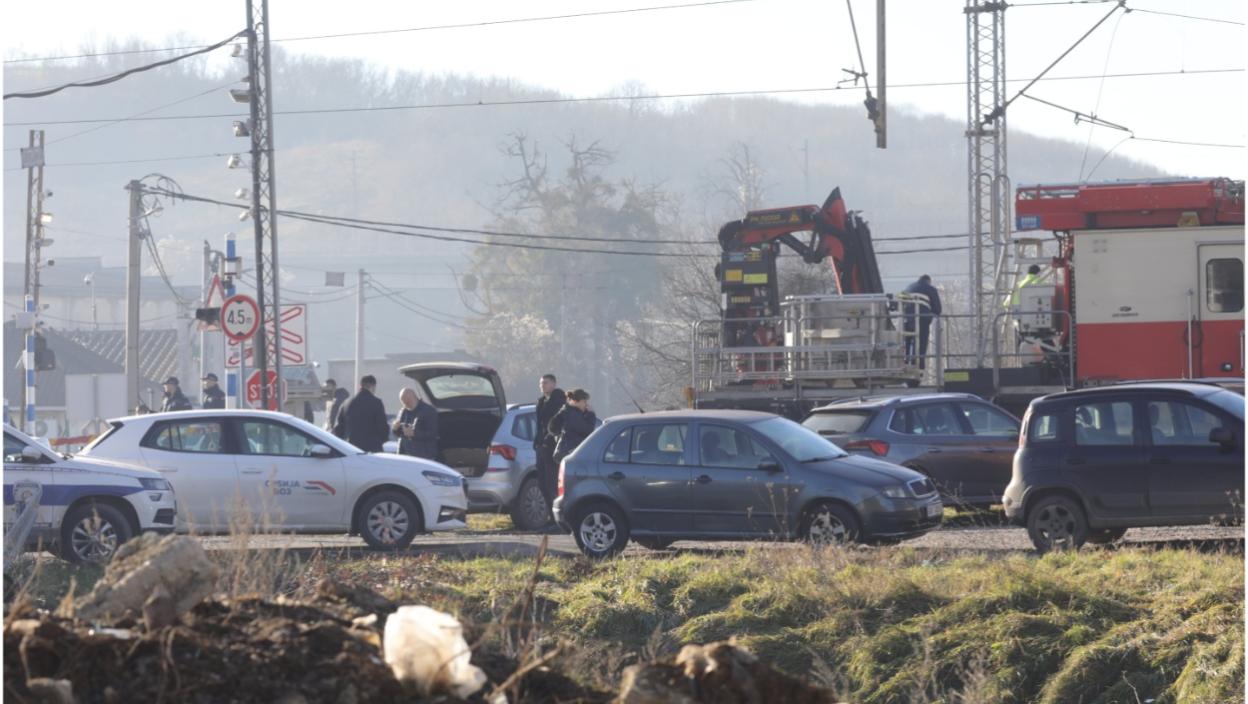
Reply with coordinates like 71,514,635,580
552,410,943,557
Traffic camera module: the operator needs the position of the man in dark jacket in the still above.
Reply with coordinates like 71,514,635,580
534,374,566,512
552,389,597,461
161,377,193,412
201,373,226,409
902,274,943,370
333,375,388,452
393,387,440,460
323,379,350,432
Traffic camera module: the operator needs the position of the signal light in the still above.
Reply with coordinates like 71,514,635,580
843,439,890,457
488,444,517,461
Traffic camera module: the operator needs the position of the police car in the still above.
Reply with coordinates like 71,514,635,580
80,409,468,550
4,424,177,563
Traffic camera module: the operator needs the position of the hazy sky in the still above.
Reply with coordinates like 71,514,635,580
3,0,1244,178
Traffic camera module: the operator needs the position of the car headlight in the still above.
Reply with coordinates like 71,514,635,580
139,477,172,491
423,470,462,487
880,484,909,499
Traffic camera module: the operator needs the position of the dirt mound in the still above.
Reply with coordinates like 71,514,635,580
5,580,601,704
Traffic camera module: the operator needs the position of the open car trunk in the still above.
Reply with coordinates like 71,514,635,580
398,363,506,477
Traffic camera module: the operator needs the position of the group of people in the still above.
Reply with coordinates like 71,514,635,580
533,374,597,512
323,375,440,458
133,374,226,415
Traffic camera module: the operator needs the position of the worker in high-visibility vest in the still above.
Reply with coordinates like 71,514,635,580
1006,264,1043,309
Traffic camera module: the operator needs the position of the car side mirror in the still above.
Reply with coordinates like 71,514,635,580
1209,427,1236,449
309,443,334,459
21,446,44,463
759,460,783,474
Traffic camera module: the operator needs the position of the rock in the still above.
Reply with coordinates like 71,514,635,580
142,585,176,631
74,533,218,625
616,641,841,704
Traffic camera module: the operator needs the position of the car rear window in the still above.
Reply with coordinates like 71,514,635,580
82,421,123,453
1027,413,1059,443
803,411,873,436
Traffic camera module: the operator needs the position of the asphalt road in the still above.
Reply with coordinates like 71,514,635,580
199,523,1245,558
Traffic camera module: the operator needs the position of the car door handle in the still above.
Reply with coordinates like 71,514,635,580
926,448,944,454
607,471,625,481
978,448,996,454
156,467,178,473
696,474,712,484
241,468,263,475
1066,457,1085,466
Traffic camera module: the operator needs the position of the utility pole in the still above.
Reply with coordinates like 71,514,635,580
20,130,45,428
965,0,1011,367
876,0,887,149
244,0,283,409
125,181,143,408
223,232,241,409
355,269,366,387
200,241,212,386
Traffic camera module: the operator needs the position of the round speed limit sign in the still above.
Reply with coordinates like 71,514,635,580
220,294,261,342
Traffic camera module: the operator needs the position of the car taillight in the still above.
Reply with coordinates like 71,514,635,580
844,439,890,457
557,460,566,497
489,444,517,461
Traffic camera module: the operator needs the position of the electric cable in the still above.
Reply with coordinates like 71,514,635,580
1128,7,1243,26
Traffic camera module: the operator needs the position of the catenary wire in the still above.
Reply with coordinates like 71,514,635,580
5,67,1238,127
3,31,246,99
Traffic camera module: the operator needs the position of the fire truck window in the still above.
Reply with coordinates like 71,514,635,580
1206,259,1243,313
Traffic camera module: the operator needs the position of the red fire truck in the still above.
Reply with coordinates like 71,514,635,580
1014,177,1244,385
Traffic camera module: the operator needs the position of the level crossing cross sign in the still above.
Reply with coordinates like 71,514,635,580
245,370,285,410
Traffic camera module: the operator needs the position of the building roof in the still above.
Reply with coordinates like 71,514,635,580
4,322,123,408
65,328,180,390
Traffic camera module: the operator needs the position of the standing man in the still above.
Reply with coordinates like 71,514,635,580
160,377,193,412
323,379,350,432
902,274,943,370
201,373,226,409
534,374,566,515
333,375,388,452
393,387,440,460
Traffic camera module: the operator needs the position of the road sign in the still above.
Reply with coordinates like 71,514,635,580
221,294,260,342
245,370,285,410
197,275,228,332
226,303,308,367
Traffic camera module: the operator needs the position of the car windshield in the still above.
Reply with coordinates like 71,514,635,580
279,414,366,455
1206,389,1245,420
803,410,873,436
751,417,848,462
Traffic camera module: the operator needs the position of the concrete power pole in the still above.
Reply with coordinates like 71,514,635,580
20,130,46,430
125,181,143,408
355,270,366,387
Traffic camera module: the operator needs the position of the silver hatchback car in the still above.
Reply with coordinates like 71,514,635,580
467,404,549,531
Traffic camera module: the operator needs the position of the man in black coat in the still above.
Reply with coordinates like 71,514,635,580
333,375,388,452
534,374,566,514
552,389,597,461
160,377,193,412
393,387,440,460
902,274,943,370
323,379,351,432
201,373,226,409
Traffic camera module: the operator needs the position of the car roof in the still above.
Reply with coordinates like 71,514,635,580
506,403,536,412
606,409,777,423
1033,382,1229,405
111,409,302,423
810,392,985,411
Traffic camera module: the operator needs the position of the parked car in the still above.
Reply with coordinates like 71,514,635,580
803,393,1020,508
398,363,507,478
79,410,468,550
4,424,177,563
1004,382,1245,551
466,403,550,530
552,410,942,558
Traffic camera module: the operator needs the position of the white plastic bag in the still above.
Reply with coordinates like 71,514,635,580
383,605,488,698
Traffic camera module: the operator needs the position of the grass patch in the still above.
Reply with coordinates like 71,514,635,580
467,513,515,531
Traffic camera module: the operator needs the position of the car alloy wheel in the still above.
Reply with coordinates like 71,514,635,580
1027,496,1088,552
801,502,860,547
579,511,618,554
367,501,411,546
70,514,119,562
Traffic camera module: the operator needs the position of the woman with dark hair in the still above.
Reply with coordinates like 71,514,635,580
552,388,597,461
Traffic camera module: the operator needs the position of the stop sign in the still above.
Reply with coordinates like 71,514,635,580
245,370,283,411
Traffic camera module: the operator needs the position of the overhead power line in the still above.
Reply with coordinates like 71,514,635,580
3,31,246,99
1128,7,1243,26
5,67,1238,127
3,0,760,65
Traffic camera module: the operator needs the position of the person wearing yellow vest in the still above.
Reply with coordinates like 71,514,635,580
1007,264,1043,309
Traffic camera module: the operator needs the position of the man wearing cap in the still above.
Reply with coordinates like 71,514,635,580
161,377,193,412
201,373,226,409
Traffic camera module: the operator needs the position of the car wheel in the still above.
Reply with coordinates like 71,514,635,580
1027,495,1088,552
573,502,629,559
61,502,133,564
358,491,422,550
509,476,550,532
800,502,861,546
633,537,675,551
1084,527,1128,545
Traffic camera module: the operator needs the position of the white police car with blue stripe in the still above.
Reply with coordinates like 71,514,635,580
4,424,177,563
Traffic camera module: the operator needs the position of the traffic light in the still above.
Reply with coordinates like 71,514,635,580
33,333,55,371
195,307,221,326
